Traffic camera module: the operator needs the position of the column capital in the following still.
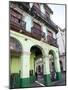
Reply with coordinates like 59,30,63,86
23,51,31,55
43,55,49,59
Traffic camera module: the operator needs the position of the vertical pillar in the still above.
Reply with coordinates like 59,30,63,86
62,58,66,72
43,55,51,86
54,52,62,80
30,52,36,83
20,50,30,88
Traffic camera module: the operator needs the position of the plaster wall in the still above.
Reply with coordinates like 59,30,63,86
11,56,21,73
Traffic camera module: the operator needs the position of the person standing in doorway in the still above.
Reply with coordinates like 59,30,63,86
35,72,37,80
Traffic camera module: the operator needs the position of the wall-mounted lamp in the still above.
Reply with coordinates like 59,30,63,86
25,38,28,41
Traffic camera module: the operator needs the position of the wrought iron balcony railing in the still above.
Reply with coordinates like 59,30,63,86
47,35,58,47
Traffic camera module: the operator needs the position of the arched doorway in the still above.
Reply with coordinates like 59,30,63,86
10,37,22,88
30,45,44,84
49,50,56,81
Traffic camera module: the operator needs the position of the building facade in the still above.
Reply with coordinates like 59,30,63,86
57,28,66,72
9,2,62,88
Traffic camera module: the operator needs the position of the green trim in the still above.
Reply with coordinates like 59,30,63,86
20,77,30,88
44,74,51,86
30,75,36,83
56,72,62,80
10,73,20,89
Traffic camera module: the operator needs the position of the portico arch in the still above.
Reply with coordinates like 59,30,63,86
10,37,22,88
48,49,62,81
49,50,56,81
30,45,45,84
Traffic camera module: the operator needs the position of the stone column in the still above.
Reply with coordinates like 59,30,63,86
43,54,51,86
20,50,30,88
54,52,62,80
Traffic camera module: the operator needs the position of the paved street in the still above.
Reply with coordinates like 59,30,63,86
31,72,66,87
31,75,45,87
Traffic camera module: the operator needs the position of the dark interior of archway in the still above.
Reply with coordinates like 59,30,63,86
49,50,54,55
30,46,42,57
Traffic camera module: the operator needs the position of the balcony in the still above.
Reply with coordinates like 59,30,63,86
47,35,58,47
31,27,42,40
10,15,26,32
31,5,58,33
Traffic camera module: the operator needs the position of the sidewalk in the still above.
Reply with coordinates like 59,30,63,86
50,72,66,86
31,72,66,87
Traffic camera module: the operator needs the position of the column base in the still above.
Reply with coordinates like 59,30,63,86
56,72,62,80
10,73,20,89
30,75,36,83
44,74,51,86
20,77,30,88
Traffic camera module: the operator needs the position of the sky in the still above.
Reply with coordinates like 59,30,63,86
48,4,65,29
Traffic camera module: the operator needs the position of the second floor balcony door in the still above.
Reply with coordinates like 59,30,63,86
31,22,42,40
48,30,53,37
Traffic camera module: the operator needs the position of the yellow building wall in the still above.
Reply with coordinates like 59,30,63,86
11,56,21,73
